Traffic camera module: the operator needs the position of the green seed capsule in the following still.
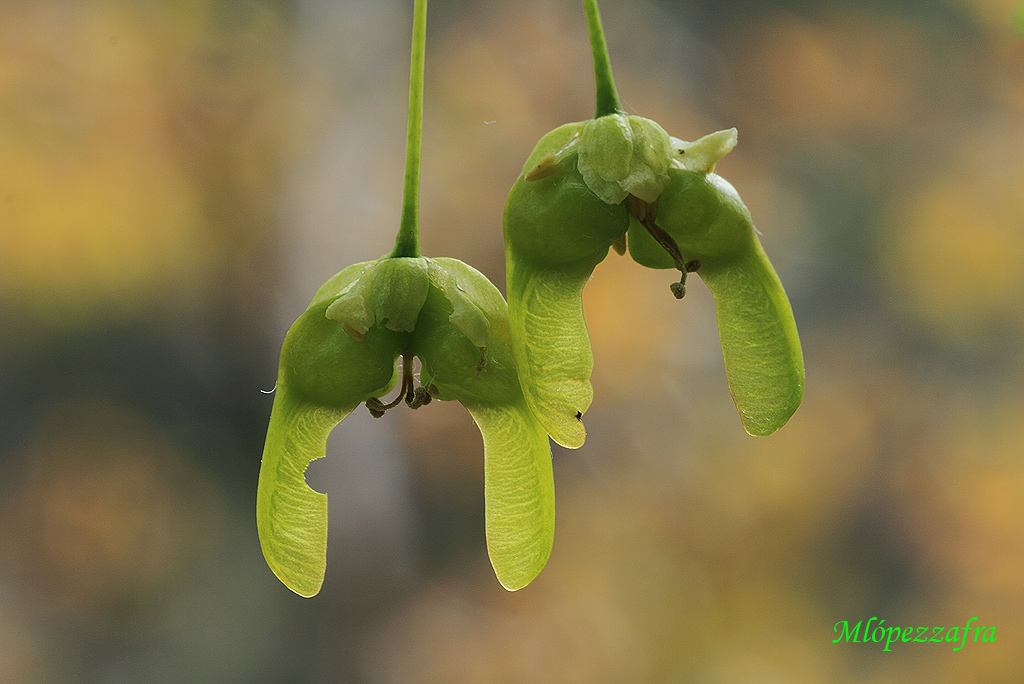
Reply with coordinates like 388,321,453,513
506,123,624,267
626,171,754,268
257,256,555,595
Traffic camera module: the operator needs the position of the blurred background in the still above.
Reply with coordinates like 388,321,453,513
1,0,1023,681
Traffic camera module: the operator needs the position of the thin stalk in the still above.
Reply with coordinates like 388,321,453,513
391,0,428,258
582,0,623,118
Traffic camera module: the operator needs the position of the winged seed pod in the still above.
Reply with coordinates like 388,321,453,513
257,0,554,595
503,120,631,448
626,130,804,435
257,257,555,595
502,0,803,443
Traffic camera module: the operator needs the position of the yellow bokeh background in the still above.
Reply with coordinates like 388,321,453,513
1,0,1022,681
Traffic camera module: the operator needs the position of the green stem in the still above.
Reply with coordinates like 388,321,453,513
391,0,427,258
582,0,623,118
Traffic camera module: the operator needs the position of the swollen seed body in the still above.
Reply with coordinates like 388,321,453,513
627,171,753,269
284,300,406,408
505,161,628,267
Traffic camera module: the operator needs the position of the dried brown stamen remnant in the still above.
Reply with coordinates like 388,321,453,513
366,355,434,417
626,195,697,299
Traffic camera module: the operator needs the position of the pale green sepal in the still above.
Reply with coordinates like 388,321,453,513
325,258,431,338
622,117,673,203
579,113,633,184
670,128,738,174
427,258,491,352
699,241,804,436
308,261,375,308
506,258,593,448
519,122,585,177
256,377,351,597
325,256,493,353
577,113,673,204
469,402,555,591
368,258,431,332
324,266,375,339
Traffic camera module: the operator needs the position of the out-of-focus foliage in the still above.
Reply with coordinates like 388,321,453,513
1,0,1022,682
0,1,291,328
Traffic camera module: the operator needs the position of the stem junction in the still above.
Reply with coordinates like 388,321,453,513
583,0,624,118
390,0,428,258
